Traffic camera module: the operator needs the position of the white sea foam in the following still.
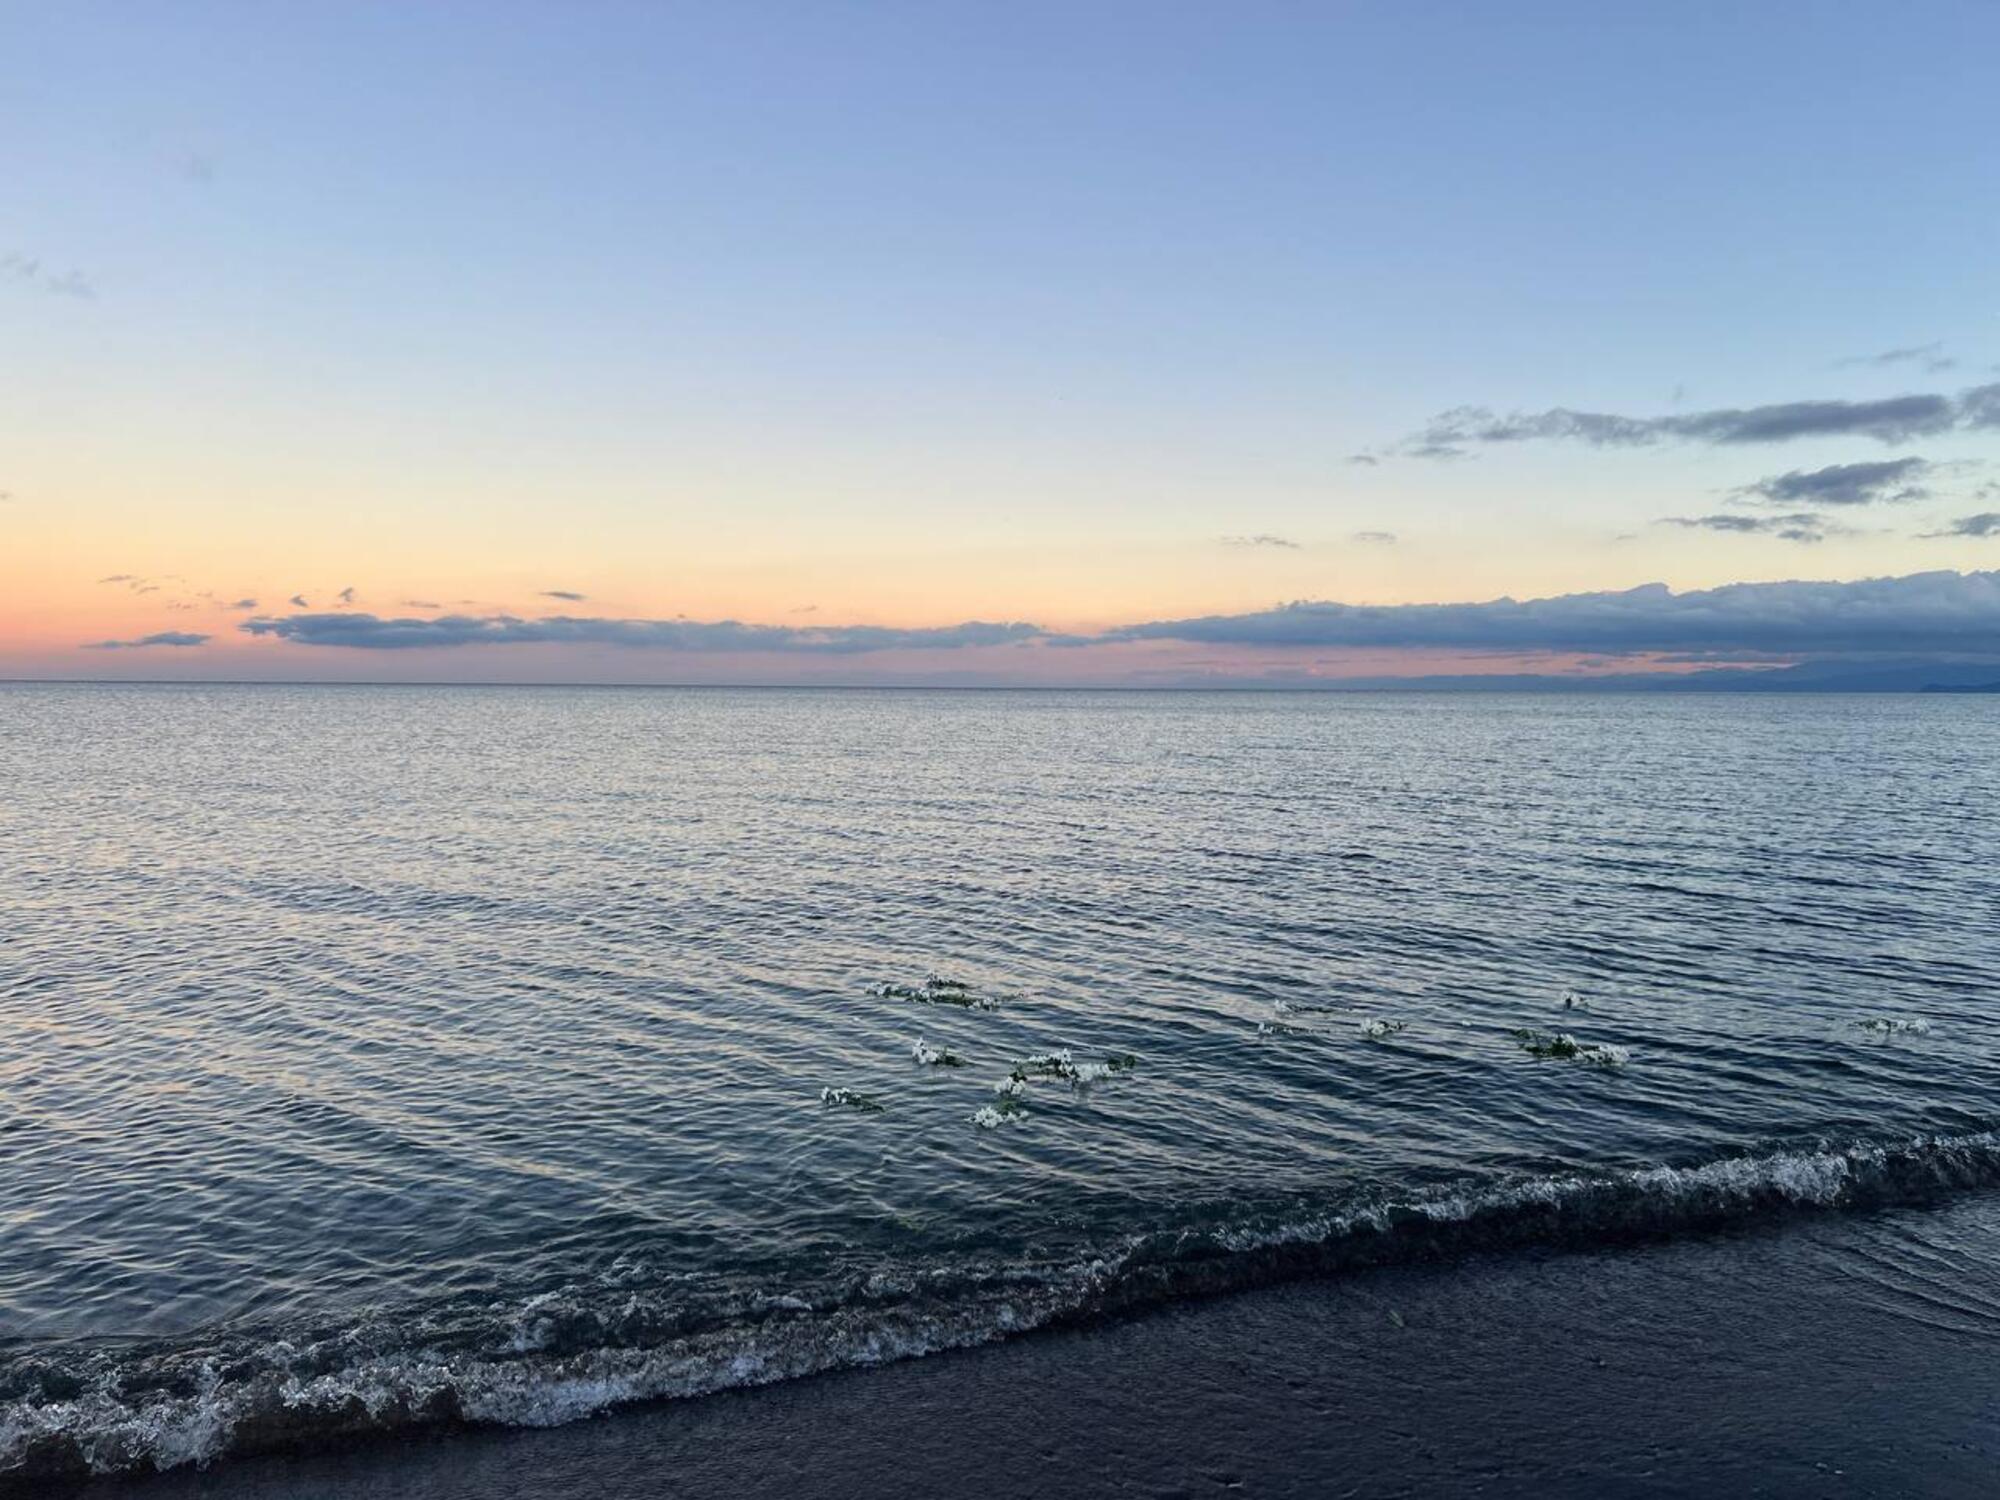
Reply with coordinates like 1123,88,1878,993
1009,1050,1137,1088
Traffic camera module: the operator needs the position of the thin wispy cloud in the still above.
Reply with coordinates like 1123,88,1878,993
1351,530,1397,544
1219,534,1300,549
1835,341,1955,373
1732,458,1930,507
336,586,357,605
1400,382,2000,458
43,270,95,300
3,251,96,300
1660,513,1832,544
1921,513,2000,539
85,631,211,650
539,589,588,601
288,594,309,607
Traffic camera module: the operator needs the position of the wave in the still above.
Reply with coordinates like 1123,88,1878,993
7,1128,1998,1485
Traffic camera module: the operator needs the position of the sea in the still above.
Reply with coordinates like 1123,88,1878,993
2,683,1997,1486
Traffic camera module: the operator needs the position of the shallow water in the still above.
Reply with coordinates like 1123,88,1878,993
2,685,1997,1479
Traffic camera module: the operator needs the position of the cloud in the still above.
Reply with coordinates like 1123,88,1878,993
1346,454,1379,466
240,612,1043,653
85,631,211,650
336,586,357,605
43,270,95,300
3,251,95,300
1921,513,2000,539
223,572,2000,664
402,598,442,609
1076,571,2000,657
539,589,588,601
222,597,258,611
1660,513,1832,543
7,254,94,302
98,573,137,584
1351,530,1398,544
288,594,310,607
1733,458,1930,507
1836,341,1956,373
1403,382,2000,456
1219,534,1300,549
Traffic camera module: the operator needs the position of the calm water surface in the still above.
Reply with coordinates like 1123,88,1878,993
2,685,1996,1477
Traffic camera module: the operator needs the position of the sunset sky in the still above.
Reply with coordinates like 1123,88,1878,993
5,2,1999,684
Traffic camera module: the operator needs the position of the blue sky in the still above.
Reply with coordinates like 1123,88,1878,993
4,2,1999,682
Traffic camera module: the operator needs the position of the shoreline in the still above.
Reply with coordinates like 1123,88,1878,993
43,1192,2000,1500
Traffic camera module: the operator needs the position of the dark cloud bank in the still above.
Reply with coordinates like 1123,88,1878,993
1076,571,2000,658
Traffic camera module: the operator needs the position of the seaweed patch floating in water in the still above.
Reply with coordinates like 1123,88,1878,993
909,1038,966,1067
1856,1017,1933,1035
1008,1049,1138,1087
1358,1018,1406,1039
869,973,1003,1010
1511,1029,1628,1067
819,1086,885,1113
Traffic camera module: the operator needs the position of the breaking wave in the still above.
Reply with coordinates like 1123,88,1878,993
7,1128,1998,1485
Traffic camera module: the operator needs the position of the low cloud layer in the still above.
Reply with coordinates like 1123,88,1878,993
240,612,1042,653
86,631,211,650
1405,382,2000,458
226,571,2000,663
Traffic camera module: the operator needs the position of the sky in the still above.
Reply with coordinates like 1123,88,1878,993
4,0,2000,685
